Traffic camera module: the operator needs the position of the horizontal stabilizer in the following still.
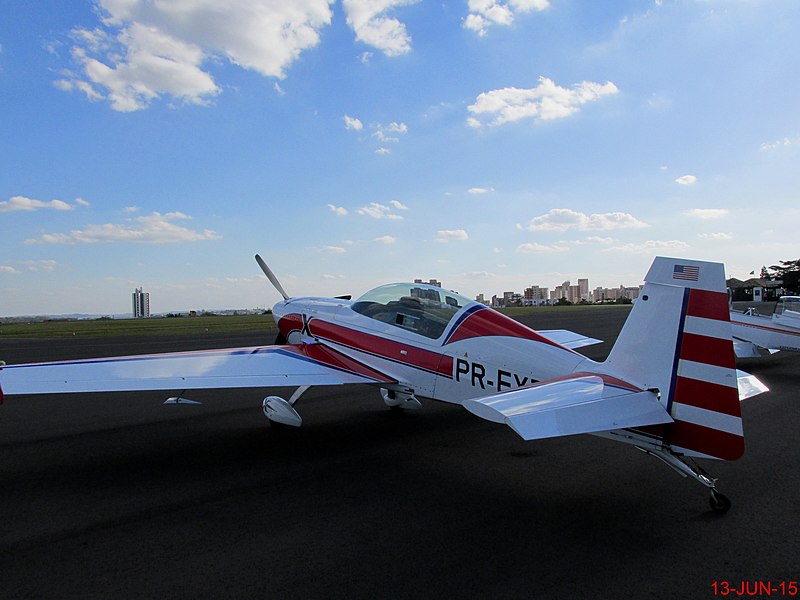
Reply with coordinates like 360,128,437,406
733,339,779,358
733,339,764,358
464,374,672,441
736,369,769,400
538,330,602,350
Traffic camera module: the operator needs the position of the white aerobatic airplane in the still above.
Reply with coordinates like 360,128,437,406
730,296,800,357
0,256,769,514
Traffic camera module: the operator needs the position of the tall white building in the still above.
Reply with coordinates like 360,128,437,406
578,278,589,302
132,287,150,318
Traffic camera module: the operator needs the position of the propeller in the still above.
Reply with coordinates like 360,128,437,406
255,254,289,301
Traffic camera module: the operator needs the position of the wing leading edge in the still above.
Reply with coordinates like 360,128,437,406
464,373,672,441
0,343,396,396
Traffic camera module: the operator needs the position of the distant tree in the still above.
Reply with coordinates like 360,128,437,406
769,259,800,278
760,266,771,280
556,297,573,306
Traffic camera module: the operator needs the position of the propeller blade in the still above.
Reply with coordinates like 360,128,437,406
255,254,289,300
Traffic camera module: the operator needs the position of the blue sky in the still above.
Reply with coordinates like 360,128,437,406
1,0,799,316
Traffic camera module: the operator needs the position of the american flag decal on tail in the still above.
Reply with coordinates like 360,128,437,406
673,264,700,281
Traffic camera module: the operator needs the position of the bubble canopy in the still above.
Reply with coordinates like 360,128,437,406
351,283,474,339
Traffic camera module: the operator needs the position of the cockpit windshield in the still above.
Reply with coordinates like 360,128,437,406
777,296,800,317
351,283,472,339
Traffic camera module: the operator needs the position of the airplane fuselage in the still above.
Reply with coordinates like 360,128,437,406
272,293,595,406
730,308,800,352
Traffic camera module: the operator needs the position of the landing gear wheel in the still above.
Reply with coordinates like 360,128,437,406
709,490,732,515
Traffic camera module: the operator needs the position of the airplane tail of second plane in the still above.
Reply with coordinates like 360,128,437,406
602,257,750,461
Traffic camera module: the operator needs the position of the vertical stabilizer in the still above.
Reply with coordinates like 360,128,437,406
603,257,743,460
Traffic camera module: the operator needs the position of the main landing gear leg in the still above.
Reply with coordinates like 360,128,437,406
637,447,732,515
263,385,310,427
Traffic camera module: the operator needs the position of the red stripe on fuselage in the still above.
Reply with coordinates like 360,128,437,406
282,344,396,383
308,319,453,377
278,314,304,337
732,319,800,337
446,307,571,350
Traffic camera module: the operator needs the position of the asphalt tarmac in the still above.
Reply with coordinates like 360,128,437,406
1,308,798,599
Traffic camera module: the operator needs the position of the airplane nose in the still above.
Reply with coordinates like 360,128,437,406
271,299,289,319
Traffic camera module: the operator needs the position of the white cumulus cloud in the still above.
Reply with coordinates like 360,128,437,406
57,0,336,111
327,204,349,216
684,208,729,219
343,115,363,131
25,212,221,244
434,229,469,243
467,77,618,127
699,232,733,240
464,0,550,37
516,242,569,254
388,200,408,210
760,136,799,151
675,175,698,185
0,195,85,212
526,208,648,232
582,236,615,245
24,260,58,272
357,202,404,220
342,0,418,57
605,240,689,254
373,121,408,143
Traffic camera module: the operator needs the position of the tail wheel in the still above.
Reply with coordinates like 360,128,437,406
709,490,732,515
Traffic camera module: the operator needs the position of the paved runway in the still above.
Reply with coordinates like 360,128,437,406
1,308,798,599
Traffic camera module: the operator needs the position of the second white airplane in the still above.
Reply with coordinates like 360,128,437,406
731,296,800,357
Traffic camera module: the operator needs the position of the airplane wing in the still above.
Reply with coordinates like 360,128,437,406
0,343,396,397
464,373,672,441
538,329,602,350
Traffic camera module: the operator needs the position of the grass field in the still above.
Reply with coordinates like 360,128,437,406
0,304,632,339
0,314,278,339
